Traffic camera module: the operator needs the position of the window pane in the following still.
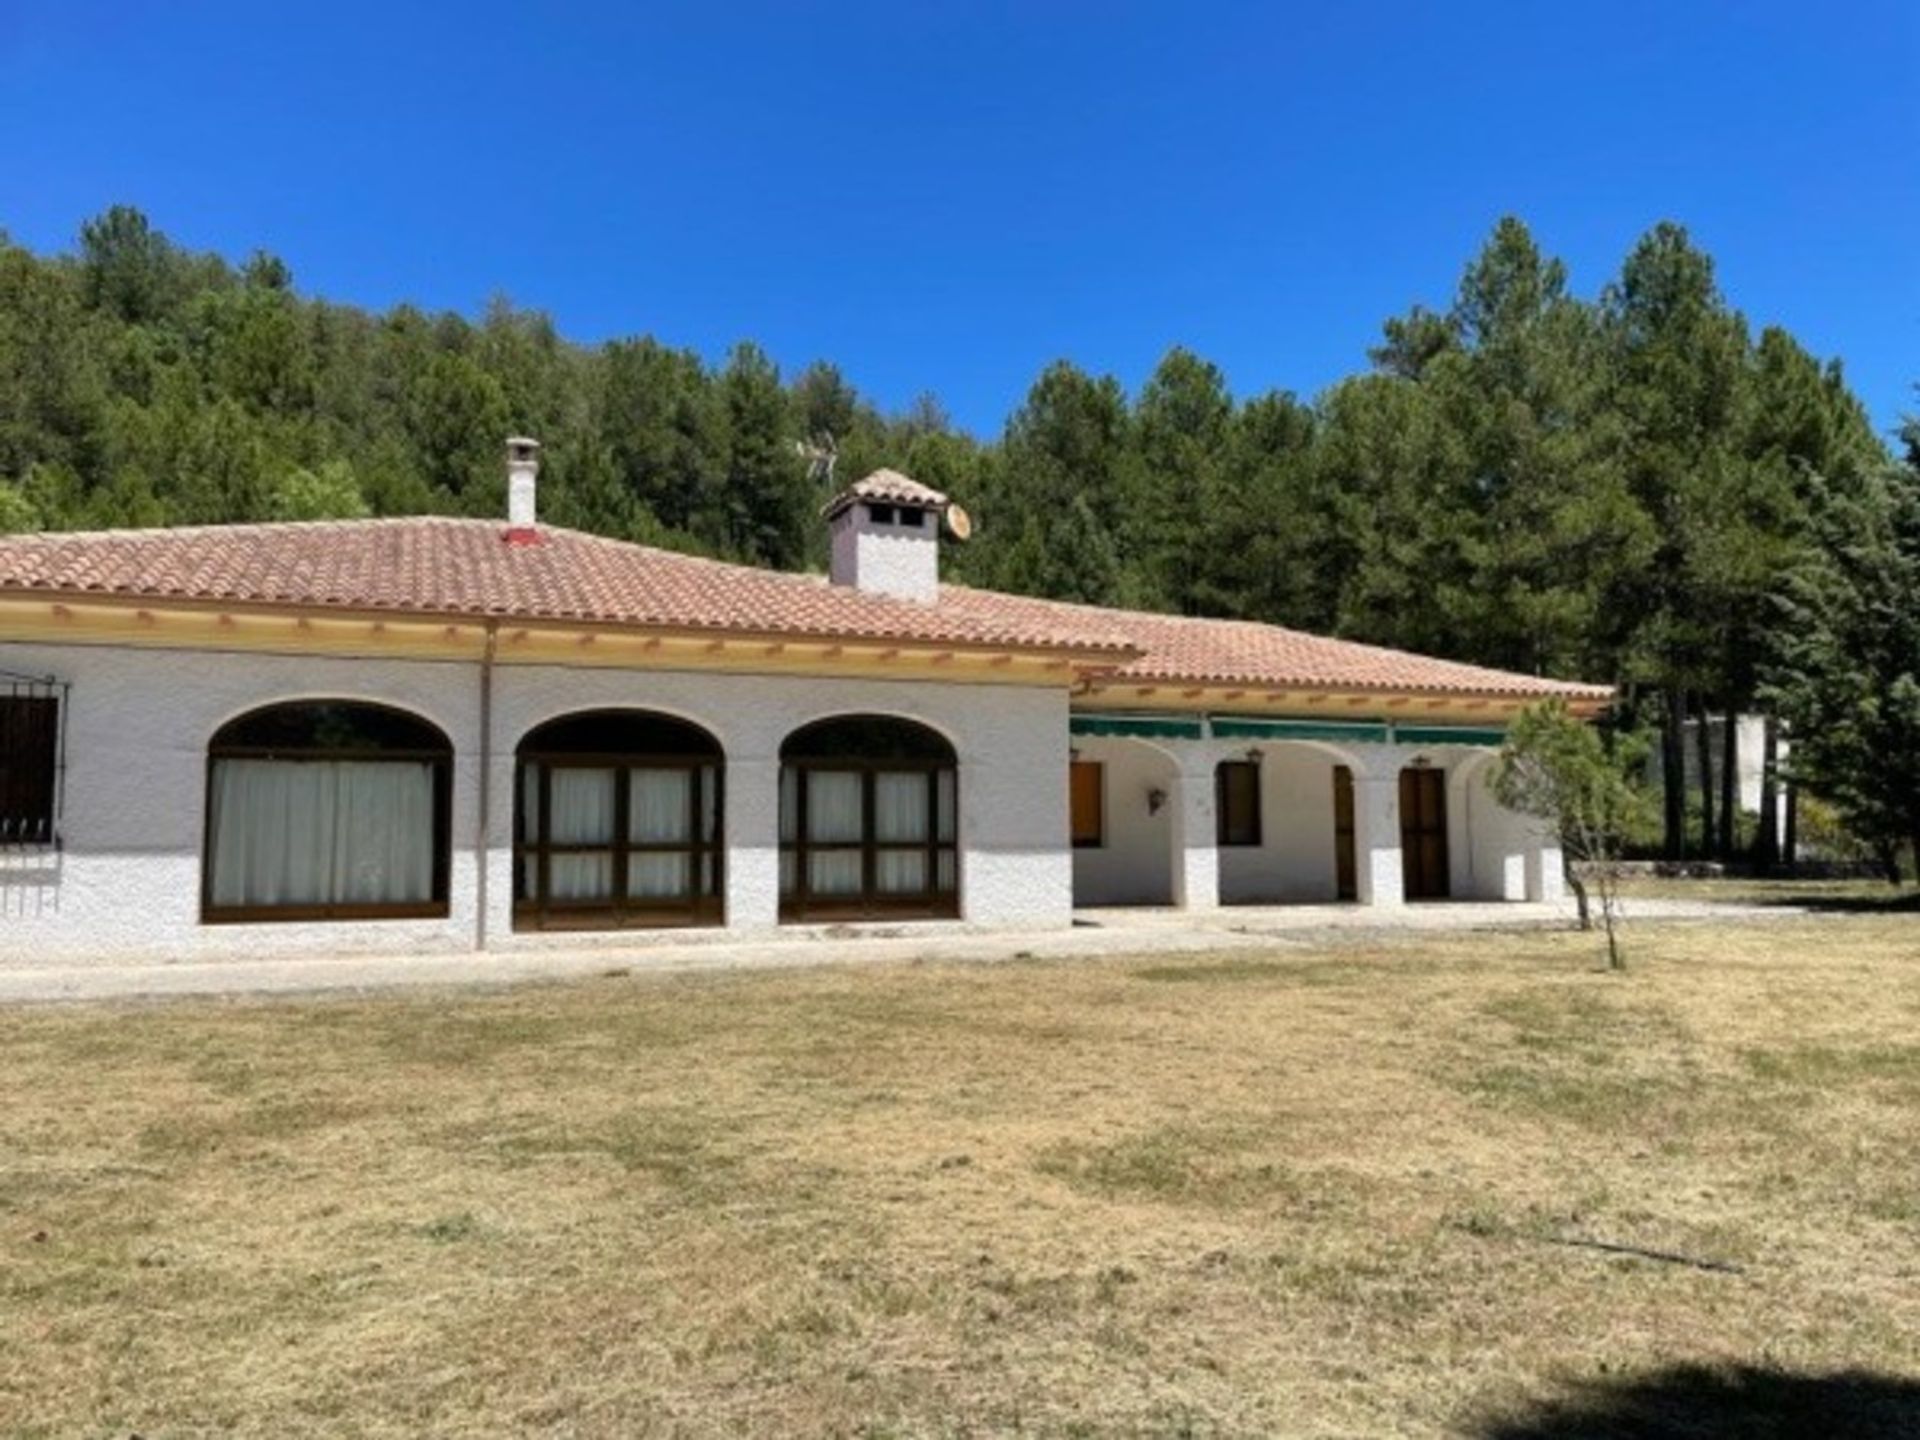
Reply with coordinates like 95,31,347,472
779,766,798,843
331,761,436,904
780,849,798,895
628,852,691,899
700,765,720,843
549,852,614,901
209,759,334,907
550,769,617,844
936,849,957,892
519,765,541,843
629,768,692,844
936,769,956,842
874,772,930,842
876,849,927,894
209,757,434,908
808,850,863,895
807,771,864,843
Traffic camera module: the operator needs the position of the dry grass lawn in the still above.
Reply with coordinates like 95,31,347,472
4,915,1919,1437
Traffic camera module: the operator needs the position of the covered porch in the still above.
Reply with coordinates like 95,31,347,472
1067,714,1562,911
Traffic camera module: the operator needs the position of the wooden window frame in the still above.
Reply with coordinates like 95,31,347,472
776,716,959,924
1069,759,1105,849
1215,760,1263,848
202,705,454,925
513,749,724,932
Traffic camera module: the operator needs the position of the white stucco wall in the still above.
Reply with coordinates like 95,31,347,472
827,506,939,602
1070,735,1557,909
1068,737,1179,907
1218,743,1357,904
0,640,1069,964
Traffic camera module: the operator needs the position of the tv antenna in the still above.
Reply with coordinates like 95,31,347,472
794,431,837,486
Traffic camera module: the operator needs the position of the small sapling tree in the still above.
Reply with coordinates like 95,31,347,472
1494,700,1648,970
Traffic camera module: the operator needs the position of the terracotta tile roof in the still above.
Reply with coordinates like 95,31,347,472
0,518,1133,655
938,586,1614,701
0,517,1613,700
821,468,949,518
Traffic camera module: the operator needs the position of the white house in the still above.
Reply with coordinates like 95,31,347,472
0,440,1610,964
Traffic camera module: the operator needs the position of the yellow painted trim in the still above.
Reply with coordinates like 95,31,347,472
1075,681,1611,725
0,597,1122,689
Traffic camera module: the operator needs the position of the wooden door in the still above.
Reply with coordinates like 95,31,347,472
1398,767,1450,900
1332,765,1357,901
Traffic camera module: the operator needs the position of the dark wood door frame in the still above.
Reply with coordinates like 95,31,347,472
1399,766,1450,901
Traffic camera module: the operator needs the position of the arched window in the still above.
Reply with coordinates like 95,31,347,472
204,701,452,922
514,710,722,930
779,715,957,921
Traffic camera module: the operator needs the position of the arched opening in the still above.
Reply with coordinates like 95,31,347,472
779,715,957,921
1067,737,1179,907
514,710,723,931
204,700,452,922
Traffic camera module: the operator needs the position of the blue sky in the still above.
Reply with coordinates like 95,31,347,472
2,1,1914,437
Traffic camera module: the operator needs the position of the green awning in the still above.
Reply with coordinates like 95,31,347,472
1208,716,1392,744
1392,725,1509,747
1069,714,1206,740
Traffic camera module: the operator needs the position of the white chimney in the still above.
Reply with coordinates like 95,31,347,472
824,469,949,602
505,436,541,544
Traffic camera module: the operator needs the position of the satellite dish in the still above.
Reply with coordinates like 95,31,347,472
944,503,973,541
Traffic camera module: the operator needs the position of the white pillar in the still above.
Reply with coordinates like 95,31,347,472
1353,768,1404,908
1525,827,1565,904
725,756,781,931
1170,753,1219,911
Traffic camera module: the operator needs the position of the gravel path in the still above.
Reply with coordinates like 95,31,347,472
0,896,1806,1005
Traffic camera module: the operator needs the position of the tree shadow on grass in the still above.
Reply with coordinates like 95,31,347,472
1474,1363,1920,1439
1773,891,1920,914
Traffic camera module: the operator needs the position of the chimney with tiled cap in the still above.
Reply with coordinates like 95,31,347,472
504,436,541,545
823,468,952,602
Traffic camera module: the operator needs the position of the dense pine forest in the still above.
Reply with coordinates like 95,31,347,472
2,206,1914,866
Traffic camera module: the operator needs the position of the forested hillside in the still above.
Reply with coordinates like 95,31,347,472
0,206,1901,859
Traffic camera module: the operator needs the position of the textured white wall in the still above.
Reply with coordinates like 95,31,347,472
827,506,939,602
0,640,1070,963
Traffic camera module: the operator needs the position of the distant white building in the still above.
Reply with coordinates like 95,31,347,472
0,442,1610,965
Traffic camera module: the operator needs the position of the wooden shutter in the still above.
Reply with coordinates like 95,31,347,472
1069,761,1104,848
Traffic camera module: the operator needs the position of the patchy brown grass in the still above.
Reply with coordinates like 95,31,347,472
3,916,1919,1437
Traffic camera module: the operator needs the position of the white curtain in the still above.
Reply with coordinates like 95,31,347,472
809,851,863,895
209,758,434,908
807,772,863,843
548,767,615,900
549,853,613,900
875,850,927,894
628,767,693,900
629,769,691,843
875,772,930,843
550,768,616,843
